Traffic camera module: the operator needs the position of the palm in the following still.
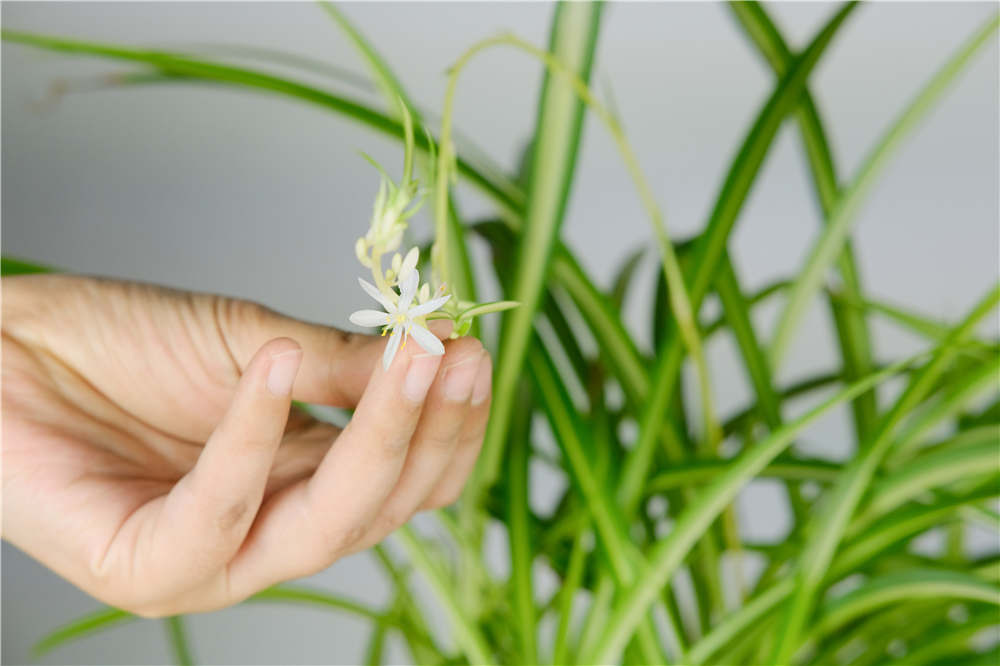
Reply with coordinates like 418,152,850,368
3,279,336,580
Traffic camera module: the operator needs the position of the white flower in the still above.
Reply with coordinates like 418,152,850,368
349,269,451,369
386,247,419,285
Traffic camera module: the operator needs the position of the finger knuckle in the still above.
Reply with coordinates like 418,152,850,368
221,298,271,331
379,507,411,534
424,429,458,452
314,521,368,565
370,430,413,464
214,500,249,533
425,485,462,510
440,486,464,507
421,495,446,511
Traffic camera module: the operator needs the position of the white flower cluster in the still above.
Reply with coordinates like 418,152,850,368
349,160,452,369
347,104,518,369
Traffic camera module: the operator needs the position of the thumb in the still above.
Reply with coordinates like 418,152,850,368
219,301,453,409
220,301,382,408
151,337,303,587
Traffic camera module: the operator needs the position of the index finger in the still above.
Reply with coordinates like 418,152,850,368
222,335,444,597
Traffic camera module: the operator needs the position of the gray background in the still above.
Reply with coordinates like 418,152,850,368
2,1,998,664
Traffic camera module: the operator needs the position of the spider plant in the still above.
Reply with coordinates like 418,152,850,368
3,2,999,664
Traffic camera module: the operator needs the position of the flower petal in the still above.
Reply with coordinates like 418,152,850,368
398,246,419,283
408,323,445,356
409,293,451,317
359,277,395,312
398,268,419,311
349,310,391,328
383,326,402,370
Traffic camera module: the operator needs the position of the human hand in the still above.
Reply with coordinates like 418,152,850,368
2,275,491,616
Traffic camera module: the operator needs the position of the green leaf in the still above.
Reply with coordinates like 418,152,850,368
619,0,860,518
807,569,1000,648
717,253,782,429
686,580,792,665
769,13,1000,368
609,245,646,309
2,255,52,275
528,335,677,664
34,607,135,656
837,485,999,577
574,577,614,661
674,254,771,603
0,29,522,217
551,531,588,666
317,2,411,117
471,218,591,403
850,434,1000,532
810,598,954,666
902,609,1000,664
951,645,1000,666
506,385,537,664
890,354,1000,463
396,526,494,665
551,247,648,409
473,0,604,492
687,484,997,664
586,349,919,664
364,622,387,666
771,284,1000,663
962,397,1000,429
529,337,630,586
965,504,1000,534
832,290,955,342
647,457,843,492
721,368,846,438
182,42,374,92
248,585,388,622
729,0,879,443
371,546,445,665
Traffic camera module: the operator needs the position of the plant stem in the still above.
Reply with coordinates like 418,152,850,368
164,616,194,666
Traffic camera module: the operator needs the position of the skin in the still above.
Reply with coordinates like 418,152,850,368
1,275,491,617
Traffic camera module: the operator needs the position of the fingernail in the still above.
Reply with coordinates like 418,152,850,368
267,349,302,396
471,353,492,406
403,354,440,402
443,354,481,403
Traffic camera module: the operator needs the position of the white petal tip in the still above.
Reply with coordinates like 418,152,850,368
349,310,390,328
